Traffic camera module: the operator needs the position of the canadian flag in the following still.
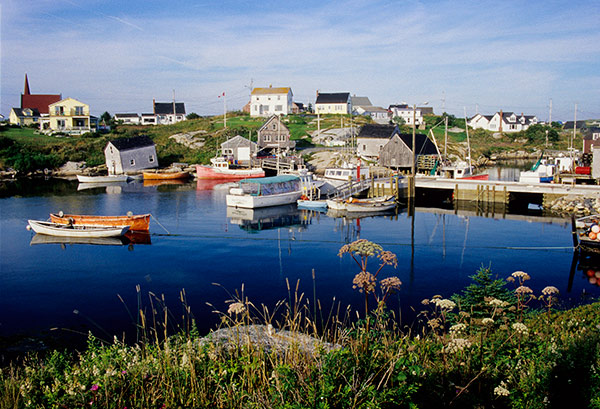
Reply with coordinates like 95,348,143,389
218,92,225,98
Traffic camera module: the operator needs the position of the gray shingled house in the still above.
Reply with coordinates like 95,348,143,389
104,135,158,174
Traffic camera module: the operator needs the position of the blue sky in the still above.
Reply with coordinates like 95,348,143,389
2,0,599,121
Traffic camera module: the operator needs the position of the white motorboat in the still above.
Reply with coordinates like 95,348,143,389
326,195,396,213
226,175,302,209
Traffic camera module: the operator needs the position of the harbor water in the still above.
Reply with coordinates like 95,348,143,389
0,178,597,348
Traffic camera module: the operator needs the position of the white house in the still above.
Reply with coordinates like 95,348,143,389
468,114,494,130
315,92,351,115
114,113,141,125
485,111,538,133
152,100,186,125
250,86,293,117
388,104,426,126
104,135,158,175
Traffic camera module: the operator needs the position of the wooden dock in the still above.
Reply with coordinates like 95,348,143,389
415,176,600,207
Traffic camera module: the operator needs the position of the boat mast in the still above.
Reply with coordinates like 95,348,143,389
464,107,472,169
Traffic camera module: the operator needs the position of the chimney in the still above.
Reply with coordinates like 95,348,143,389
153,99,156,114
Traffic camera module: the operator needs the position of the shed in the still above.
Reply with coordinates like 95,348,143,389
257,115,295,152
356,124,398,159
379,133,438,169
221,135,258,164
104,135,158,175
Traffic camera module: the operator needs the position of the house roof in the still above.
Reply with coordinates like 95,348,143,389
221,135,257,149
251,87,291,95
351,96,372,107
108,135,155,151
389,104,409,109
563,121,586,129
315,92,350,104
115,113,140,118
21,94,62,115
258,115,289,132
357,124,397,139
395,133,438,155
154,102,186,115
11,107,41,117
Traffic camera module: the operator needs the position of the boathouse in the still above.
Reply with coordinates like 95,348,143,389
379,132,438,170
221,135,258,165
104,135,158,175
356,124,399,159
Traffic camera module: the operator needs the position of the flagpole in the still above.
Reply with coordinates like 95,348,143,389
224,92,227,128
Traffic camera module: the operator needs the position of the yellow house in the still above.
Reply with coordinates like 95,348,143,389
45,97,96,135
9,107,41,126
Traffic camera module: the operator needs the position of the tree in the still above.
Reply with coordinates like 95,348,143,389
100,111,111,124
186,112,200,120
525,124,558,143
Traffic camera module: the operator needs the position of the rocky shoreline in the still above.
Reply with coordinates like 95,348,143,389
547,195,600,217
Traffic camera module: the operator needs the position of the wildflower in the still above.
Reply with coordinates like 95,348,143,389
482,317,494,326
378,250,398,267
380,276,402,293
227,302,246,315
449,323,467,335
541,286,559,296
90,384,99,391
421,298,430,305
338,239,382,257
444,338,471,353
352,271,376,293
512,322,529,336
494,381,510,397
488,298,509,307
431,298,456,310
511,271,530,281
515,286,533,295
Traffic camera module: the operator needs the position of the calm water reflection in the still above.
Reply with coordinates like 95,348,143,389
0,177,595,348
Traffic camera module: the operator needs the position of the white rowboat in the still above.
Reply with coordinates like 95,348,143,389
77,174,129,183
27,220,130,238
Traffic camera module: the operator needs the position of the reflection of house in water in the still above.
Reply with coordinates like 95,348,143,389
226,204,305,232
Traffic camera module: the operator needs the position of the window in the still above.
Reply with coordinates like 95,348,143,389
277,96,280,100
74,106,84,115
57,120,65,128
264,135,271,142
54,106,64,115
130,159,136,166
275,105,283,111
149,155,154,163
273,124,276,130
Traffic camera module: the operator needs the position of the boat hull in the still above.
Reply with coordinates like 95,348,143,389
77,175,129,183
326,196,396,213
50,213,151,232
143,171,190,180
226,190,302,209
195,165,265,180
28,220,129,238
297,199,328,209
462,174,489,180
576,215,600,250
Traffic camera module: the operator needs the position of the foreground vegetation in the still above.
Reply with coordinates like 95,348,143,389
0,112,585,175
2,240,599,408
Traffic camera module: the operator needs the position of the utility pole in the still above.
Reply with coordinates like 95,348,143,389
224,92,227,128
572,104,577,171
549,98,553,125
410,104,416,198
444,115,448,159
172,89,176,124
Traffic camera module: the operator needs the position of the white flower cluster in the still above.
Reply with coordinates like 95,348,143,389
227,302,246,315
449,323,467,335
541,286,559,296
511,271,530,280
431,298,456,310
512,322,529,336
494,381,510,397
444,337,471,353
482,318,495,326
488,298,509,308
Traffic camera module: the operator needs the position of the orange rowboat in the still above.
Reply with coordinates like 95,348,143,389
143,171,190,180
50,213,151,232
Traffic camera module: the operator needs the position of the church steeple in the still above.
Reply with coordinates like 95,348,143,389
24,74,31,95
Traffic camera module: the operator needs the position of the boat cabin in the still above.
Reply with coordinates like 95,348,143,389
324,166,370,181
233,175,300,197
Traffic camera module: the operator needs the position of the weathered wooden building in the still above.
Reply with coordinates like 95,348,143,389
379,133,438,169
104,135,158,175
356,124,399,159
257,115,295,152
221,135,258,165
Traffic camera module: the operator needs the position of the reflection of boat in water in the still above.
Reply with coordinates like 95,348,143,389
227,204,302,232
30,234,128,246
143,179,186,187
77,181,130,192
326,207,398,220
572,250,600,289
196,179,234,191
124,231,152,244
